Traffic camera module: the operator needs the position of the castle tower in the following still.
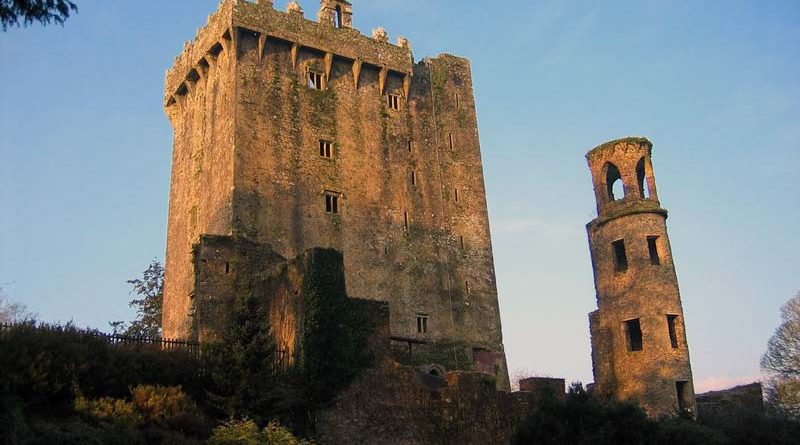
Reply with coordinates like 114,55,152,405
586,137,696,417
161,0,509,389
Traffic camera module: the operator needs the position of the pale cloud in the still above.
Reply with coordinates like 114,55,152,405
694,374,764,393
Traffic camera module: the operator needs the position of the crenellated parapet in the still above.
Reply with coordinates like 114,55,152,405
165,0,413,109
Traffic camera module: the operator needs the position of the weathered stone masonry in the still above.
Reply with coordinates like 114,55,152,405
586,137,697,417
162,0,508,389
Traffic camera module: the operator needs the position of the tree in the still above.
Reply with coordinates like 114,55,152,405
0,285,35,323
762,291,800,417
111,260,164,338
0,0,78,31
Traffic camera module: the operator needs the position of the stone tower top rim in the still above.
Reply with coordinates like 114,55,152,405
585,137,653,161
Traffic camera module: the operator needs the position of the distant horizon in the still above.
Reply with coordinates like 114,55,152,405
1,0,798,395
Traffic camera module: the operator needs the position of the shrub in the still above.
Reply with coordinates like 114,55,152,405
208,419,315,445
74,395,140,425
0,323,203,412
511,384,724,445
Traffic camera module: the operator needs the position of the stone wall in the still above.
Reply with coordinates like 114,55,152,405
316,360,543,445
163,0,508,389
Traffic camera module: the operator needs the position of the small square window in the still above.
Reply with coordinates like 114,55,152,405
319,140,334,159
624,318,643,352
387,93,401,111
647,236,661,265
325,193,339,214
667,314,679,348
612,239,628,272
416,314,429,334
308,70,324,90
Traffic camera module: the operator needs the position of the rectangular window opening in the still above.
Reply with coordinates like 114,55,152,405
325,193,340,214
319,140,334,159
676,381,689,412
308,70,324,90
387,94,401,111
225,262,230,274
647,236,661,265
416,315,429,334
624,318,643,352
612,239,628,272
667,314,679,348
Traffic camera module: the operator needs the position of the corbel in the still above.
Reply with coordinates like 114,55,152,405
258,34,267,61
324,52,334,80
352,59,362,90
291,42,300,69
379,66,388,95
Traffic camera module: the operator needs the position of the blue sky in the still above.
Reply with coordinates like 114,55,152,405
1,0,798,392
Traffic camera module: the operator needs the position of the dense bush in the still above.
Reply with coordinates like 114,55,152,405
208,419,315,445
511,384,724,445
511,383,800,445
0,322,204,413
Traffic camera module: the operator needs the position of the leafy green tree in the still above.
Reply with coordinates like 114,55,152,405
0,0,77,31
111,260,164,338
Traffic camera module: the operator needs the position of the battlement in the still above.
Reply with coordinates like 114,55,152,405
165,0,413,107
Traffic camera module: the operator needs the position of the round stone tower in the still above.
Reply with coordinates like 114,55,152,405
586,137,696,418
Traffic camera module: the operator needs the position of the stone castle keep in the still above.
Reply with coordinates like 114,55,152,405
162,0,508,389
161,1,697,440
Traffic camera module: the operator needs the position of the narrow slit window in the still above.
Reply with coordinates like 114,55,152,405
325,193,339,214
465,281,471,294
454,188,460,202
448,133,454,149
319,140,334,159
407,140,413,153
667,315,679,348
308,70,324,90
225,262,230,274
455,93,460,108
387,94,401,111
416,315,429,334
612,239,628,272
403,211,409,231
676,381,689,412
411,171,417,186
647,236,661,265
460,236,465,250
624,318,643,352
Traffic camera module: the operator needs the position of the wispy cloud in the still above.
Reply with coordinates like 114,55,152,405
694,374,764,393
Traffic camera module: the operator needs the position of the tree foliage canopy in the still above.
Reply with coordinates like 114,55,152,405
111,260,164,338
762,292,800,378
0,0,77,31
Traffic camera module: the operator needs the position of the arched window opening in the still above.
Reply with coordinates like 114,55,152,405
636,157,650,199
334,5,343,28
605,162,624,201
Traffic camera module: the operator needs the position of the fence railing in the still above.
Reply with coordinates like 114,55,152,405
0,322,290,372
